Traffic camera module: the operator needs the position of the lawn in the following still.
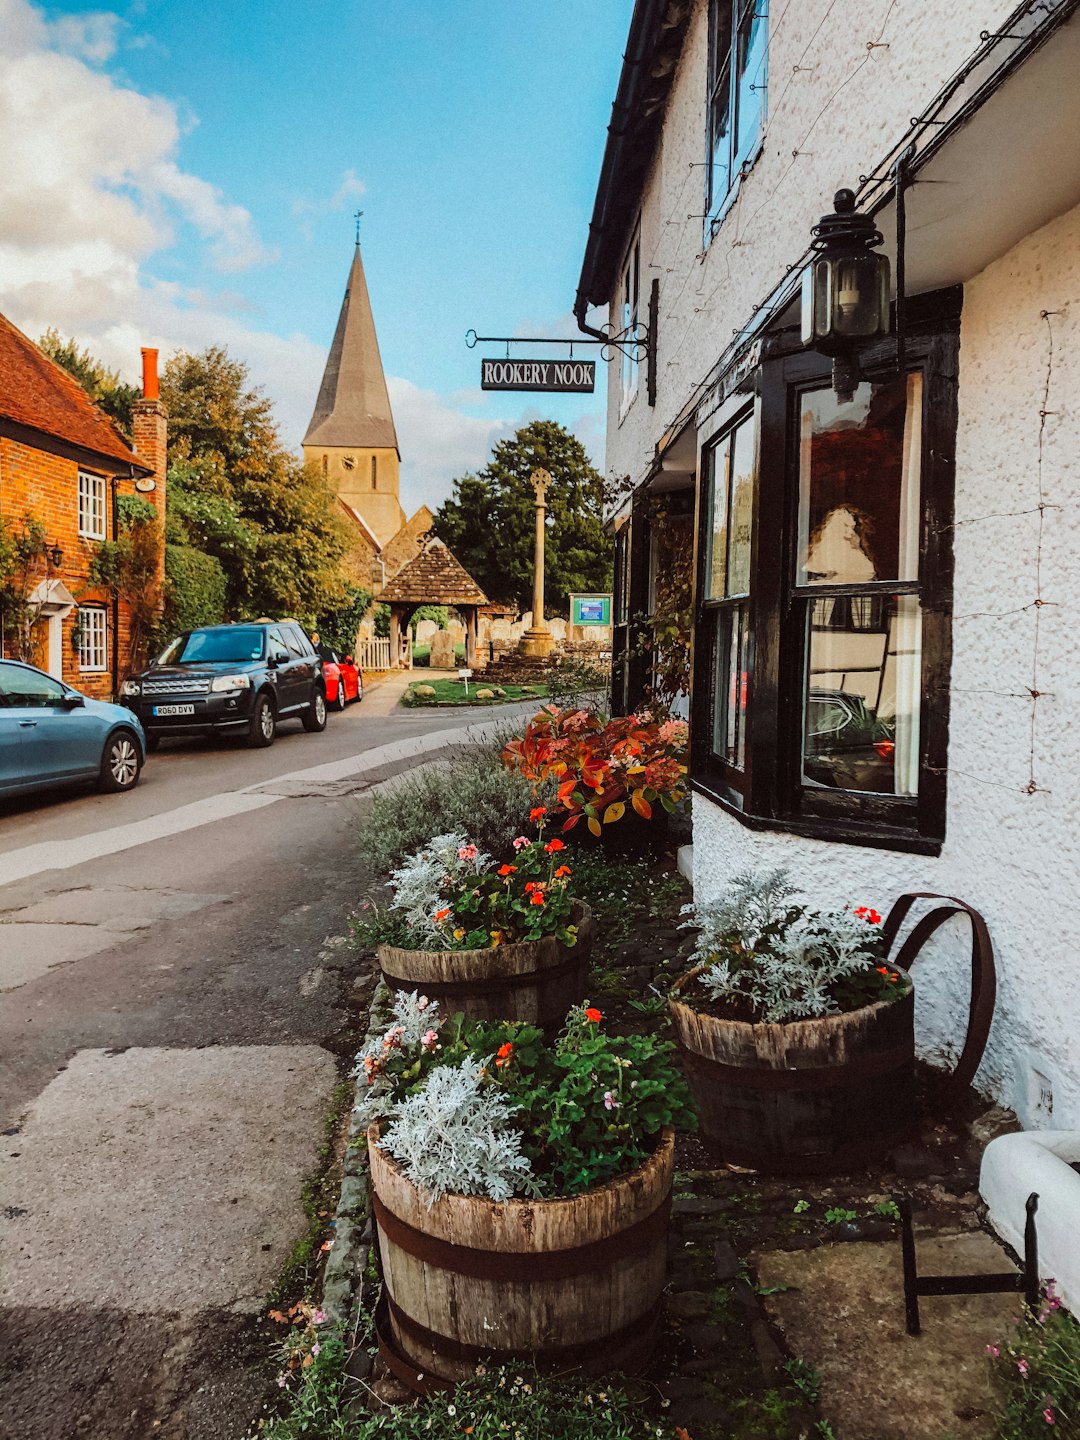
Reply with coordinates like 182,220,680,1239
401,677,551,706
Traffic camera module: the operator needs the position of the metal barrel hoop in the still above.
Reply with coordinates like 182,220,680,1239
880,892,996,1092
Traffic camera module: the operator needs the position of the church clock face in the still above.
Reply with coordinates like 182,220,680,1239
342,455,356,470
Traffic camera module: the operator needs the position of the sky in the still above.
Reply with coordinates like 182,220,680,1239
0,0,634,513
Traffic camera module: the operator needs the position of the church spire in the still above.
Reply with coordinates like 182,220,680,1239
303,242,398,452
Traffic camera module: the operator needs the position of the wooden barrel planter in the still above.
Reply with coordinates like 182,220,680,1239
669,968,915,1173
369,1124,674,1393
376,900,593,1028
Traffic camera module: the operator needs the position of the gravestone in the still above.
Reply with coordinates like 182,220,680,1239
429,629,457,670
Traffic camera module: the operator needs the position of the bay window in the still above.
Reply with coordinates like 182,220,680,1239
692,300,959,851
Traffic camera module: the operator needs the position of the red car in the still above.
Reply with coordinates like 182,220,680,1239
321,650,363,710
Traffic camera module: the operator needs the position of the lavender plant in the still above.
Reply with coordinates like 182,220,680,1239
681,869,905,1023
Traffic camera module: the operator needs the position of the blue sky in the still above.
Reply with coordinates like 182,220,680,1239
0,0,634,511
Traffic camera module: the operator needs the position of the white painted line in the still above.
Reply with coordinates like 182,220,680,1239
0,792,279,888
0,708,533,889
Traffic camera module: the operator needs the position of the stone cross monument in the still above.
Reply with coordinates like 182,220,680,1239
518,467,556,658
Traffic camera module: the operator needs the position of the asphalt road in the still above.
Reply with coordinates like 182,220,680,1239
0,674,511,1440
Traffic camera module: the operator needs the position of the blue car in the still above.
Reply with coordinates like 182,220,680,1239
0,659,146,799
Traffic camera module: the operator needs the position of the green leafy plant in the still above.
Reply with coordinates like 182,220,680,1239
793,1199,811,1214
784,1357,823,1405
358,999,695,1200
824,1207,858,1225
871,1200,901,1222
353,825,580,952
0,514,50,663
260,1306,353,1439
989,1284,1079,1436
350,1368,664,1439
502,704,689,835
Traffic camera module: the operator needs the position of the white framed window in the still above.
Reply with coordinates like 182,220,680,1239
706,0,768,234
78,471,107,540
78,606,108,672
619,228,641,416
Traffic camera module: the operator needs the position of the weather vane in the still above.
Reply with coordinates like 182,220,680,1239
354,210,364,245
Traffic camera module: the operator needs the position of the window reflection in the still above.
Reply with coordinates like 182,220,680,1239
803,594,921,796
712,605,748,769
797,373,922,586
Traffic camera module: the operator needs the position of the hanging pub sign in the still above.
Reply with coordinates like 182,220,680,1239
481,357,595,393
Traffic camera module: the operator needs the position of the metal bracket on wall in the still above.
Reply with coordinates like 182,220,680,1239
466,327,650,365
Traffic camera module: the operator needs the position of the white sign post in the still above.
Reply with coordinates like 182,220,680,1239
458,666,473,696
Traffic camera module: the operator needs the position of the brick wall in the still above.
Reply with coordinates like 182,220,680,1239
0,433,137,700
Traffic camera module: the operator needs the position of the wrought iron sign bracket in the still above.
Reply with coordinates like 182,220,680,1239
466,327,649,364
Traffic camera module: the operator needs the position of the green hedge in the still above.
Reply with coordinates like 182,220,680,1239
163,544,227,635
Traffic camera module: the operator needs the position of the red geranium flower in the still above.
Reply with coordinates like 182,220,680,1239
554,864,572,878
544,838,566,853
497,864,517,877
434,908,451,921
530,890,546,906
584,1007,602,1023
530,806,547,821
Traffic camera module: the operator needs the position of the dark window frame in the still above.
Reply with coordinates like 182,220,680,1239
705,0,768,235
692,303,959,854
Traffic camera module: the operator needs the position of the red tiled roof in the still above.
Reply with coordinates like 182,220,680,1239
0,311,144,469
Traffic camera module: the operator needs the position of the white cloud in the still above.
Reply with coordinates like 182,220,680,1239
0,0,604,520
388,377,517,514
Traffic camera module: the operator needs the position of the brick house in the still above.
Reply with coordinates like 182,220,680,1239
0,314,167,700
578,1,1080,1128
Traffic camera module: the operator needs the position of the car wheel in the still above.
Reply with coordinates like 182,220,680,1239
248,692,276,748
145,734,161,753
302,687,328,732
99,729,143,793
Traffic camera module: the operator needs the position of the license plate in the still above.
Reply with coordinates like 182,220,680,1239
152,704,195,717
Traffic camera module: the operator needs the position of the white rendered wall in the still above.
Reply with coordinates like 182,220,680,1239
691,200,1080,1130
605,0,1019,488
599,2,1080,1128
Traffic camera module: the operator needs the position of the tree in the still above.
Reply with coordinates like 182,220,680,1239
315,583,372,657
39,329,140,438
431,421,612,612
0,515,50,662
161,347,349,620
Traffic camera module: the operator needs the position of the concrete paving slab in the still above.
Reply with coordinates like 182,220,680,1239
754,1232,1024,1440
0,923,118,990
8,885,230,932
0,1044,337,1314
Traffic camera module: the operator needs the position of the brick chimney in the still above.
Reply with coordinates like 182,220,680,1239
131,347,167,590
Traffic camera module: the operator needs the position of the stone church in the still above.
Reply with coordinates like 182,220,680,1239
303,241,432,594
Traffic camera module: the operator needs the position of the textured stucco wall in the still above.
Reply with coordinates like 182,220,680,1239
598,1,1080,1129
692,199,1080,1131
605,0,1018,487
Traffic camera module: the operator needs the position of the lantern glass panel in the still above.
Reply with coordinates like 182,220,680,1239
828,254,890,339
800,262,832,345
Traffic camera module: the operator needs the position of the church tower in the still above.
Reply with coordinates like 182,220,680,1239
303,241,405,547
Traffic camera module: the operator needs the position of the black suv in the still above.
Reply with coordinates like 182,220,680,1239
121,621,327,750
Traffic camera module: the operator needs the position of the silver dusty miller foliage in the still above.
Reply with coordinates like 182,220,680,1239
351,989,440,1126
385,830,491,945
682,868,882,1023
377,1056,539,1204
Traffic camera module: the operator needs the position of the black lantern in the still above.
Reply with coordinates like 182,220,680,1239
801,188,890,403
48,542,63,569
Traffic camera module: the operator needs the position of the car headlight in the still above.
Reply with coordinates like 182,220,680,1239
121,679,141,697
211,674,252,692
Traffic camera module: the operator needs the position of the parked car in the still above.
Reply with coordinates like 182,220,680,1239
320,649,363,710
0,659,146,798
120,621,326,750
804,687,896,792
